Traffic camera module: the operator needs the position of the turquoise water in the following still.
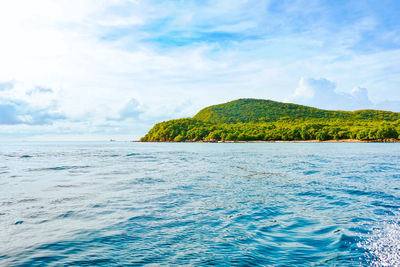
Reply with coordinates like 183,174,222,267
1,142,400,266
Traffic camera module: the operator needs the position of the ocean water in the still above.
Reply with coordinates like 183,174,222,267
1,142,400,266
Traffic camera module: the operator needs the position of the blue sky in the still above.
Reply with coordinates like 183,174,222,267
0,0,399,140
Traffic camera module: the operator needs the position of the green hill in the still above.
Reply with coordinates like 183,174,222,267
193,99,400,123
141,98,400,142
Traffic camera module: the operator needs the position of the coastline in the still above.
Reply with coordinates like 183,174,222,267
134,138,400,143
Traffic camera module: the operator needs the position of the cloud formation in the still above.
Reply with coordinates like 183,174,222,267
107,98,144,121
0,98,65,125
289,77,373,110
0,1,400,139
26,86,53,96
0,81,13,91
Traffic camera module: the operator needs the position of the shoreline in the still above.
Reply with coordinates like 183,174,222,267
134,138,400,143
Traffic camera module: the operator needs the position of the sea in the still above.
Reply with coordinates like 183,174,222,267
1,142,400,266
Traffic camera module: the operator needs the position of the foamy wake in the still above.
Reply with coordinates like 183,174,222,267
359,216,400,266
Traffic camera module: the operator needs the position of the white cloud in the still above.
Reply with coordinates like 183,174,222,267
26,86,53,96
289,77,373,110
0,98,65,125
0,1,399,140
0,81,14,91
107,98,143,121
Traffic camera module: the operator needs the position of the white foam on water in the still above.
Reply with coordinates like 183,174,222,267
360,216,400,266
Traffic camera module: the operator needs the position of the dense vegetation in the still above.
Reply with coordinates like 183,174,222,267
141,99,400,142
193,99,400,123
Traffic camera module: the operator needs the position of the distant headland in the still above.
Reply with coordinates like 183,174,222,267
140,98,400,142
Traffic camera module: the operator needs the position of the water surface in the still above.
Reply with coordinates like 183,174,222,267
1,142,400,266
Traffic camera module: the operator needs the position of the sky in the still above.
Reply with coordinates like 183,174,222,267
0,0,400,141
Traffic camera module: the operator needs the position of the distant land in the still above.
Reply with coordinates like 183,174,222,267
140,99,400,142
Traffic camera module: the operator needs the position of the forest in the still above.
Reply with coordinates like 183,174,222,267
140,99,400,142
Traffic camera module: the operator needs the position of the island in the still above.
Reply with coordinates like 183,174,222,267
140,98,400,142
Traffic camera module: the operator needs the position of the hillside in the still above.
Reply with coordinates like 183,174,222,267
193,99,400,123
140,99,400,142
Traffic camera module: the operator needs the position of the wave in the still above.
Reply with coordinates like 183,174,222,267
360,213,400,266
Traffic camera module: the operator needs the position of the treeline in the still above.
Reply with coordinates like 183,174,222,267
193,99,400,124
140,118,400,142
140,99,400,142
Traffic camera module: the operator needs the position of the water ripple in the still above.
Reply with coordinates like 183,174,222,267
0,142,399,266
